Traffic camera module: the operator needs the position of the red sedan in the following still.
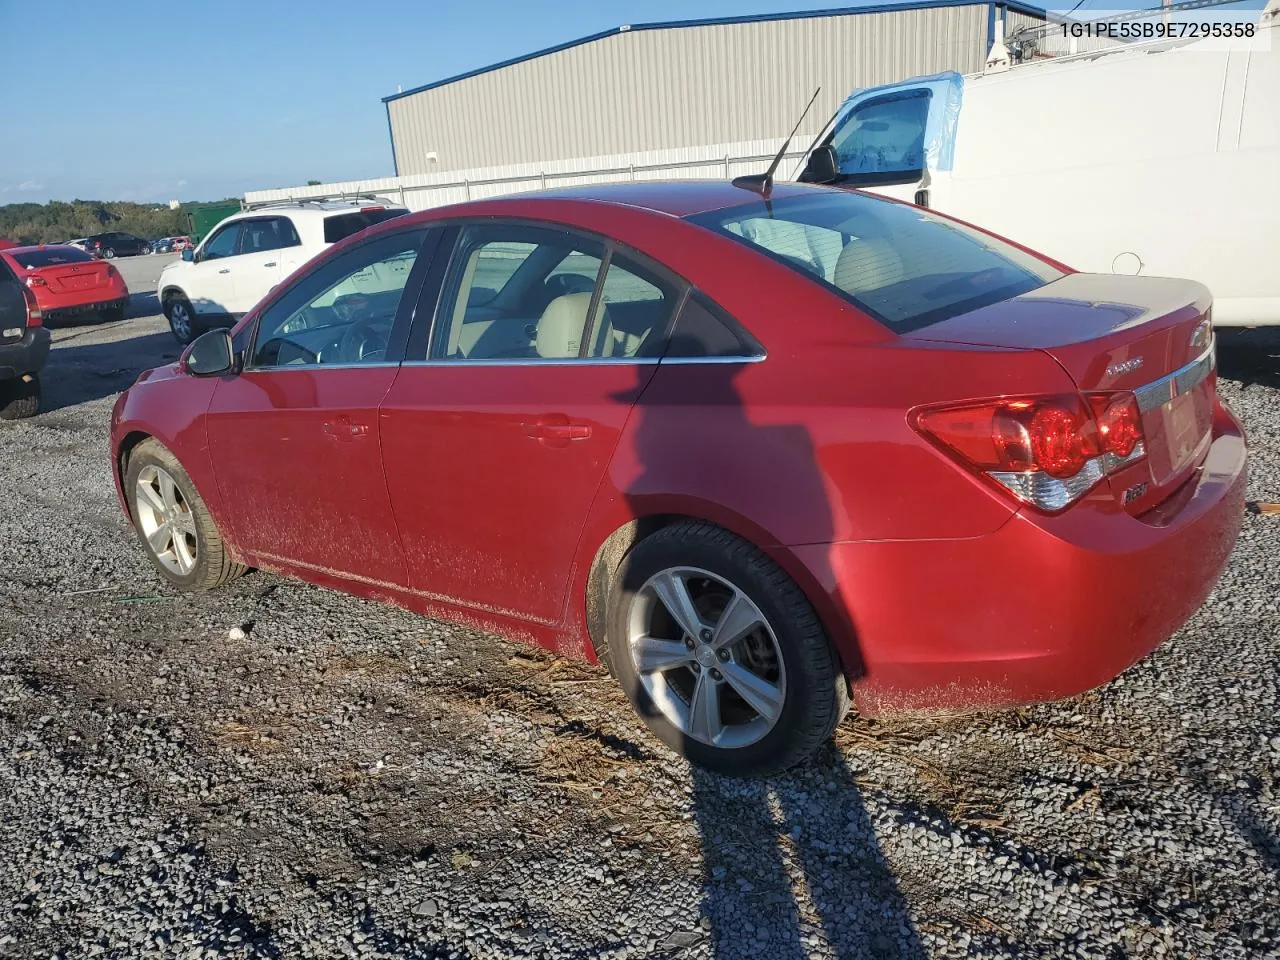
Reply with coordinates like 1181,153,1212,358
0,245,129,324
108,181,1245,775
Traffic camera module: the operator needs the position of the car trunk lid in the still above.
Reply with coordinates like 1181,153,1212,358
33,260,114,294
905,273,1216,505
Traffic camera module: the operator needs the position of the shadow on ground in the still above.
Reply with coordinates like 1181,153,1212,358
42,329,177,413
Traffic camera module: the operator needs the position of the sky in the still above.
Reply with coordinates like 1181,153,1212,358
0,0,858,204
0,0,1251,205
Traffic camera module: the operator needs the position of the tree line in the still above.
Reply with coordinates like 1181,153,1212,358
0,199,239,246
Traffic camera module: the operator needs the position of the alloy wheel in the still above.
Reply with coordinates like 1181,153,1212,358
168,302,191,342
626,566,786,749
134,464,198,576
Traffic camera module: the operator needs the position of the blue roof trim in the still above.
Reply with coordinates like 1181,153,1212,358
382,0,1049,103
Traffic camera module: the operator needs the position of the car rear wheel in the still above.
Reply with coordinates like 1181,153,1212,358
0,374,40,421
125,439,245,591
606,521,849,776
101,305,125,323
103,247,116,260
166,297,195,344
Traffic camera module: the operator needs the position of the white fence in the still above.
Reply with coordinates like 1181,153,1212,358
242,137,813,213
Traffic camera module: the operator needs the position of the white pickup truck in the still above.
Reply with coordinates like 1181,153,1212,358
795,3,1279,326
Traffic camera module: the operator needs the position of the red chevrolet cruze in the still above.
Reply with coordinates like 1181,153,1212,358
109,181,1245,775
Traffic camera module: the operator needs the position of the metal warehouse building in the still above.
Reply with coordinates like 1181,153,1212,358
383,0,1048,177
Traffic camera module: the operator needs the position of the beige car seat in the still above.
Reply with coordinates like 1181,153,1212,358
536,293,592,358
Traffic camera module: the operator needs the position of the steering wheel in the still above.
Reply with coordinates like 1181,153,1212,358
338,317,389,363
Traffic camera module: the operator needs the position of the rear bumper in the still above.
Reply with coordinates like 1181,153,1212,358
795,402,1247,716
43,297,127,321
0,327,51,380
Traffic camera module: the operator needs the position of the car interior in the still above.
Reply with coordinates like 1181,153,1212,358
254,250,419,367
441,239,670,362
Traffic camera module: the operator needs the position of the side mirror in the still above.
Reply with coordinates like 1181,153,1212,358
800,145,840,184
181,248,195,262
182,330,235,377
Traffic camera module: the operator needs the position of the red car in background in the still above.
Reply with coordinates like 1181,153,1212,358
0,245,129,324
108,181,1245,775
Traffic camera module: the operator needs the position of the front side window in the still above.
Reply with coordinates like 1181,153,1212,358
250,230,426,368
829,89,931,187
690,192,1065,333
201,224,242,261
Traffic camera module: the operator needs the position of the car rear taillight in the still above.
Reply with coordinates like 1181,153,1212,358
913,392,1146,512
25,275,47,288
20,283,42,327
360,205,385,212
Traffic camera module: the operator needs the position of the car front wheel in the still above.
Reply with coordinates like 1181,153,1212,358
606,521,850,776
103,247,116,259
125,439,245,591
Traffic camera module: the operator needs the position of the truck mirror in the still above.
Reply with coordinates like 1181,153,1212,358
801,145,839,184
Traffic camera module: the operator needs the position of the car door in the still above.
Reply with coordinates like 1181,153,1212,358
379,222,679,624
188,222,244,317
204,227,438,585
233,216,302,313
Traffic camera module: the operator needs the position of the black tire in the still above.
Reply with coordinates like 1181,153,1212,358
101,305,126,323
606,521,850,776
103,247,116,260
0,375,40,420
124,438,246,591
165,296,197,344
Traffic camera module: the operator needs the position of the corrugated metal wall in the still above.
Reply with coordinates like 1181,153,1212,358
388,5,990,176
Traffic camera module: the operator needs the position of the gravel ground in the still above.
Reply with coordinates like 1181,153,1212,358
1,308,1277,960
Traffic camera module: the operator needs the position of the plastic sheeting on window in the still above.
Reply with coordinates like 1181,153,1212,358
828,71,964,175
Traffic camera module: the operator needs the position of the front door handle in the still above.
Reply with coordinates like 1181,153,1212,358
263,261,277,268
218,268,231,274
322,416,371,441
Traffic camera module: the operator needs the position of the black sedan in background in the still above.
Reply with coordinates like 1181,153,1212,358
85,232,151,259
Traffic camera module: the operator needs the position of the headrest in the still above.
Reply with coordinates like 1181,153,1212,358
536,293,592,358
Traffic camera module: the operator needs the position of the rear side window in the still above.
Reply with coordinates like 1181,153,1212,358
666,294,764,359
323,209,408,244
11,247,94,268
689,192,1065,333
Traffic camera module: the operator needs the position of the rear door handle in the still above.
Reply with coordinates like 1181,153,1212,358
322,416,371,441
218,268,230,274
524,418,592,444
540,423,591,440
263,261,277,268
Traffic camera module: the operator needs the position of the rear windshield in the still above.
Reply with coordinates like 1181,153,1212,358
11,247,95,268
323,209,408,244
688,191,1065,333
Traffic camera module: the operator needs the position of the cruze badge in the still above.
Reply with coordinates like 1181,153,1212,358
1106,357,1144,378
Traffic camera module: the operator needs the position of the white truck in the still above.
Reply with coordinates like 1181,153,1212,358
795,2,1279,326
